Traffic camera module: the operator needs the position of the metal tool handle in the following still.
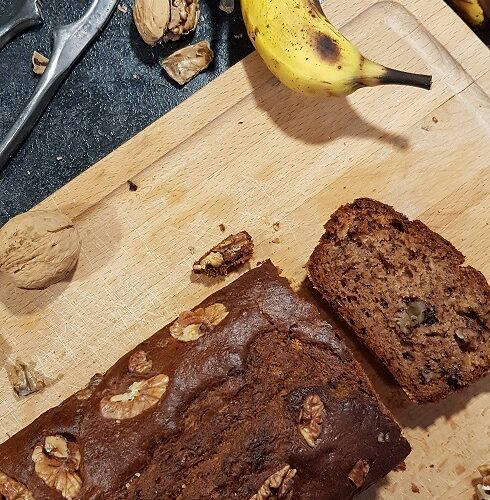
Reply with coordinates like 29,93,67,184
0,0,42,51
0,0,118,171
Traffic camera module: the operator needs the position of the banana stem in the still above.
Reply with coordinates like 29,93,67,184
379,68,432,90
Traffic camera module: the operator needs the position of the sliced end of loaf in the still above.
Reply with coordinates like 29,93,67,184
308,198,490,403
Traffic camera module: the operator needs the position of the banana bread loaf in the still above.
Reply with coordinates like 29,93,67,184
0,261,410,499
308,198,490,403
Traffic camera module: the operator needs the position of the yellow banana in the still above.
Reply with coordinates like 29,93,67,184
240,0,432,97
446,0,489,28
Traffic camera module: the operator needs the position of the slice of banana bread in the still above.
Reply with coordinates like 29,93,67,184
308,198,490,403
0,261,410,499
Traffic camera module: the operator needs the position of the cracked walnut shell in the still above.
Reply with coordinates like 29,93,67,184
162,40,214,85
250,465,297,500
0,472,34,500
0,210,81,289
297,394,325,447
170,303,228,342
32,435,82,500
100,374,169,419
133,0,199,46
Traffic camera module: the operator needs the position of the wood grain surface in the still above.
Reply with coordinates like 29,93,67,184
1,0,489,498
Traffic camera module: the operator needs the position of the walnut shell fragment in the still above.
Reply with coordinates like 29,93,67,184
193,231,254,277
100,373,169,419
32,51,49,75
161,40,214,85
250,465,297,500
32,435,82,500
0,472,34,500
7,361,45,397
170,303,228,342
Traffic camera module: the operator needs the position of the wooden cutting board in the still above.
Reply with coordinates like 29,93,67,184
1,0,489,498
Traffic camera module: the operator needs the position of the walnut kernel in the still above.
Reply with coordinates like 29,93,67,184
0,472,34,500
32,435,82,500
169,303,228,342
100,374,169,419
348,459,370,489
396,300,437,335
297,394,324,447
250,464,297,500
128,350,153,375
164,0,200,42
454,328,479,351
198,252,224,269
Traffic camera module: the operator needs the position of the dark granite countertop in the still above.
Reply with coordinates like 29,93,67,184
0,0,253,225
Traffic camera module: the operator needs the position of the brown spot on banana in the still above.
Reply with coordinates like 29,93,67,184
307,0,325,12
315,33,340,62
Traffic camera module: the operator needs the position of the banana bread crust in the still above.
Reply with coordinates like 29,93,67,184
0,261,409,499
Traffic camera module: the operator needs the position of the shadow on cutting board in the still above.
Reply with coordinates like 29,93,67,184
0,334,12,371
297,278,489,430
241,55,409,149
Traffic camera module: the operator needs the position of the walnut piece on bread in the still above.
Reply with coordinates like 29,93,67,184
250,464,297,500
348,459,370,489
32,435,82,500
297,394,324,447
170,303,228,342
100,374,169,419
0,471,34,499
128,351,153,375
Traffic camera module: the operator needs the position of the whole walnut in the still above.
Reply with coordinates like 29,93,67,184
0,210,81,290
